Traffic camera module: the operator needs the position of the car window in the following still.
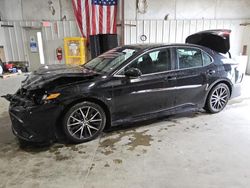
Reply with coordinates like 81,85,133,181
118,48,171,75
202,51,213,66
177,48,203,69
149,51,160,61
84,47,138,74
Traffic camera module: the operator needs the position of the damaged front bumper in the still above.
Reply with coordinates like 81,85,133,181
3,94,63,143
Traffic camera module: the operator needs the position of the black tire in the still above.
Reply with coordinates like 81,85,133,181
205,83,230,113
63,101,106,143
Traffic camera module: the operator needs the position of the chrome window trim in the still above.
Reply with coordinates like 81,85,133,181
131,84,203,94
113,45,214,78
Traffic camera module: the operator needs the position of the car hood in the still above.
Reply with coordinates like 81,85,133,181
186,29,231,54
22,64,100,90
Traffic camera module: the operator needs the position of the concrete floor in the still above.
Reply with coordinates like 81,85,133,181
0,74,250,188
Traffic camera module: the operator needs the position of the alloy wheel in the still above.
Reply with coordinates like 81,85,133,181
66,106,103,140
209,85,229,112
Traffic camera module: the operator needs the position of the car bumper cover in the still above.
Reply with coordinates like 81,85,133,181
9,102,63,143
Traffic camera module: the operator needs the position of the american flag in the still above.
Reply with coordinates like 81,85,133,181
72,0,118,38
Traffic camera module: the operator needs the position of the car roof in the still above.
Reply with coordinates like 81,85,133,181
123,43,211,51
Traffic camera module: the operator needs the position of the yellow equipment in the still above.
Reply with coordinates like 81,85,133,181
64,37,87,65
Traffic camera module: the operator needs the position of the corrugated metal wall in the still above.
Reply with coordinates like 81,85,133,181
1,20,80,64
1,19,249,65
124,19,250,57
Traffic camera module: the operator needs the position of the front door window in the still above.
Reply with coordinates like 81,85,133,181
118,48,172,75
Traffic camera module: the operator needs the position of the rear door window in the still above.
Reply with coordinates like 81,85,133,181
202,51,213,66
176,48,203,69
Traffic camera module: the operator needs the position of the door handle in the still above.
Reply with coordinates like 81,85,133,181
207,70,216,75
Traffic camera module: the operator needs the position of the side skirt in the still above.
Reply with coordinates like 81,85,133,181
111,104,199,127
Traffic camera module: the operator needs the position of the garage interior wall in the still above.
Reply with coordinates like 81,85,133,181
0,0,80,65
125,0,250,74
125,0,250,20
0,0,250,73
0,21,80,65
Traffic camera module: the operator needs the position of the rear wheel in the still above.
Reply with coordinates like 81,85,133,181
205,83,230,113
63,101,106,143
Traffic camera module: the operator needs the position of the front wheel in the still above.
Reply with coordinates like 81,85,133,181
205,83,230,113
63,101,106,143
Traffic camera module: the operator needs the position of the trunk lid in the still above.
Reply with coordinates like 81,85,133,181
185,29,231,54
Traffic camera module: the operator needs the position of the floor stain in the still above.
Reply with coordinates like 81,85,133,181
126,130,153,151
104,163,110,167
55,154,70,161
31,168,40,174
113,159,122,164
167,124,176,127
101,150,114,156
65,144,79,152
78,151,86,154
191,125,200,129
34,162,45,167
54,151,61,155
100,129,154,155
0,142,25,159
169,119,179,123
90,163,95,170
99,135,122,155
158,127,168,132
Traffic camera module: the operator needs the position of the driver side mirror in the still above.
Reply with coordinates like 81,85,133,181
124,68,142,78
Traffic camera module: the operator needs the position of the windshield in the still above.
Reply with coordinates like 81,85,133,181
83,47,138,74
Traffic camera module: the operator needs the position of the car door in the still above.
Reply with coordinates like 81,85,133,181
173,47,215,107
111,48,176,122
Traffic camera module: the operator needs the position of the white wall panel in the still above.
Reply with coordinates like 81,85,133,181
125,0,250,20
162,21,170,43
124,19,250,58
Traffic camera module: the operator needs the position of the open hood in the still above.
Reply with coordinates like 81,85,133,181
185,29,231,54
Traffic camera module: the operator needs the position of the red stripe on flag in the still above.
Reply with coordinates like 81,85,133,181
112,5,117,34
85,0,91,37
92,5,96,35
71,0,84,37
77,0,84,36
99,6,103,34
107,6,111,34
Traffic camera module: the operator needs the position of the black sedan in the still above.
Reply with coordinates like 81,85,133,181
3,30,243,144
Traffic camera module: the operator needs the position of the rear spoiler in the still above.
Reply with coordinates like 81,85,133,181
186,30,231,54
